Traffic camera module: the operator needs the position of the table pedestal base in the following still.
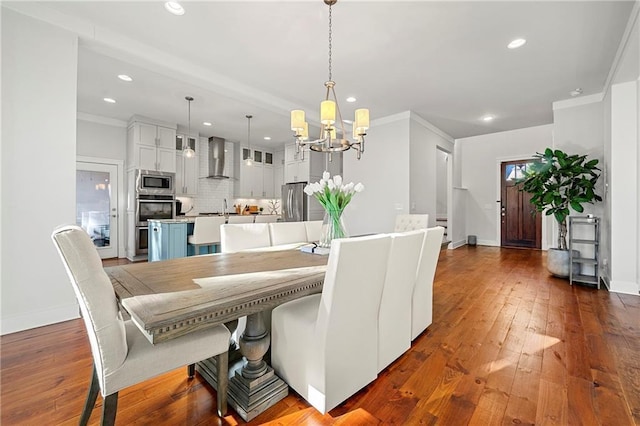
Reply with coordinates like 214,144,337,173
196,357,288,421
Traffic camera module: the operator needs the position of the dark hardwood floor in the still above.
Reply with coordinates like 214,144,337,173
2,247,639,425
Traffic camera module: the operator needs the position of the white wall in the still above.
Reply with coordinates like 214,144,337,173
409,113,455,228
1,9,80,334
343,113,411,236
456,125,553,247
609,81,639,295
77,116,127,161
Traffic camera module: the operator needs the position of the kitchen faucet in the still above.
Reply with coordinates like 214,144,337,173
223,198,228,216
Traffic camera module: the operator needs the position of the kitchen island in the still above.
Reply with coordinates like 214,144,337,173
148,215,280,261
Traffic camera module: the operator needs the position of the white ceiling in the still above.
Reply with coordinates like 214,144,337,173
7,1,635,149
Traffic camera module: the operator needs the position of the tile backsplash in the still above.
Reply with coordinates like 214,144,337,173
178,138,281,215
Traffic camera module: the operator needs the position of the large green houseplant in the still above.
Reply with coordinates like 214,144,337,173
519,148,602,276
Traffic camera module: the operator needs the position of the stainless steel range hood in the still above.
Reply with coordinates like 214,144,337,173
207,136,229,179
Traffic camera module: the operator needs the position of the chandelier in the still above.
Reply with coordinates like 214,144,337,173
290,0,369,160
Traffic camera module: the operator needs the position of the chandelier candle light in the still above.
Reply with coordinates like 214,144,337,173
290,0,369,161
304,171,364,248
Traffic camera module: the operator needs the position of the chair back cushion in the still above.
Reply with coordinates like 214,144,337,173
378,229,425,372
51,225,127,391
190,216,225,245
254,215,279,223
304,220,323,242
394,214,429,232
227,215,255,224
220,223,271,253
411,226,445,340
269,222,308,246
314,234,392,412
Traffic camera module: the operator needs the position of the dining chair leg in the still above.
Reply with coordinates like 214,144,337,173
216,351,229,417
101,392,118,426
187,363,196,378
79,365,100,426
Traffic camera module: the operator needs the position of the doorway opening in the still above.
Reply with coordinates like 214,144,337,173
436,147,450,245
76,161,119,259
500,159,541,249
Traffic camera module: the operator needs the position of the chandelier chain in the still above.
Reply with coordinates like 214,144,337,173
328,2,332,82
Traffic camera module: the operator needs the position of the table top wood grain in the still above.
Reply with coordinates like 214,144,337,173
106,250,329,343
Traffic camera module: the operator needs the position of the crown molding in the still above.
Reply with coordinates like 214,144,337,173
77,112,127,128
552,93,605,111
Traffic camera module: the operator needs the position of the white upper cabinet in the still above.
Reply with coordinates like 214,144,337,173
127,117,177,173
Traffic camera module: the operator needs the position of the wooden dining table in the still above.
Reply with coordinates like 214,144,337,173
106,249,329,421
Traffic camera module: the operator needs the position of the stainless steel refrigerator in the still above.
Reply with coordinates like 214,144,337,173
281,182,308,222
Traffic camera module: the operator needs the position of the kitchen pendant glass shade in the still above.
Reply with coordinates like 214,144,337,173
184,96,195,158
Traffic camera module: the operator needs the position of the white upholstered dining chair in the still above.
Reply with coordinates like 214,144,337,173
227,215,255,224
411,226,445,340
268,222,308,246
304,220,323,242
271,234,392,414
51,225,231,426
254,215,279,223
220,223,271,253
394,214,429,232
378,229,425,372
188,216,226,255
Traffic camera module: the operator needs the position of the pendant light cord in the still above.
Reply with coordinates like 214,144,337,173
328,2,333,82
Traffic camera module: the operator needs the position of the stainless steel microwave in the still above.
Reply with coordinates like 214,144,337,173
136,170,175,195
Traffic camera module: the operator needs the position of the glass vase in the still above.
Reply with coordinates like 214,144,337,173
319,209,347,248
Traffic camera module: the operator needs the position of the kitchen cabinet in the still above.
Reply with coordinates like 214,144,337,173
127,118,177,173
274,150,284,199
175,133,199,196
234,145,275,198
284,143,342,184
175,151,199,196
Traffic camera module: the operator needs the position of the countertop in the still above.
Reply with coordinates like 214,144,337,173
149,214,280,224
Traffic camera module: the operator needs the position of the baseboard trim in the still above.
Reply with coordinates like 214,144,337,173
609,279,640,295
1,303,80,335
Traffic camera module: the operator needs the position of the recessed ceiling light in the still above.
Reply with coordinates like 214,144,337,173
346,97,356,103
263,136,271,141
203,122,212,126
103,97,116,104
117,74,133,82
570,88,583,97
507,38,527,49
164,1,185,16
482,115,494,122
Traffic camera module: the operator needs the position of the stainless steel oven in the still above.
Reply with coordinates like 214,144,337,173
136,195,175,226
136,169,174,195
135,226,149,254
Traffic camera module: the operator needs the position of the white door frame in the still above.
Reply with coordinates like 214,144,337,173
77,156,125,258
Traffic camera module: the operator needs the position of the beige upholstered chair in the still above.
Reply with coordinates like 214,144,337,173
378,229,425,372
304,220,323,242
227,215,255,224
220,223,271,253
411,226,445,340
394,214,429,232
268,222,308,246
271,234,392,414
254,215,279,223
188,216,226,255
51,225,230,426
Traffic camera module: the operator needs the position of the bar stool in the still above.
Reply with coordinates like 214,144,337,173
188,216,226,255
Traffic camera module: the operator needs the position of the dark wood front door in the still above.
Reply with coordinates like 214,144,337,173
500,160,541,249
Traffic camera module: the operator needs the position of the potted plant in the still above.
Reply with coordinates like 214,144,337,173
519,148,602,277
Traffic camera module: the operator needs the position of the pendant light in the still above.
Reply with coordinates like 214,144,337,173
245,114,253,166
183,96,195,158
